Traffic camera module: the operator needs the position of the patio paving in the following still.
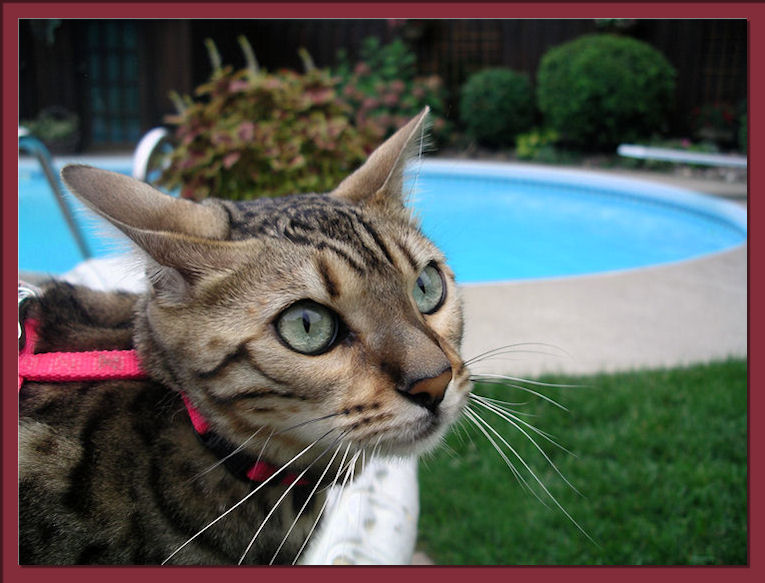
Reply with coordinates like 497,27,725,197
459,165,748,379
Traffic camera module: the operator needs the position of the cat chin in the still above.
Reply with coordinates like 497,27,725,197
361,412,453,459
373,430,447,460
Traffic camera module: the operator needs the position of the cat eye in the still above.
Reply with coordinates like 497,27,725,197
413,264,446,314
275,300,339,355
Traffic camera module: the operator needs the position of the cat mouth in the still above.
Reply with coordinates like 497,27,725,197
349,412,444,458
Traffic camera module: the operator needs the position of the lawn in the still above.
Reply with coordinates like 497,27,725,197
417,359,748,565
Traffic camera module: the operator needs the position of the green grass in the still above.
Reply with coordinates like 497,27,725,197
417,359,747,565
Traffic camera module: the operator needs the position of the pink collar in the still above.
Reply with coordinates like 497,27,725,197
18,318,305,486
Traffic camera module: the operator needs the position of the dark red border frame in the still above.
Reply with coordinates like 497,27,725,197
3,2,761,582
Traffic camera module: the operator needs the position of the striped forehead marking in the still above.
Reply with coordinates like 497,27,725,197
223,195,422,276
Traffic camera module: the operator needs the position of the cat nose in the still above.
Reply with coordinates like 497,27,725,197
399,367,452,412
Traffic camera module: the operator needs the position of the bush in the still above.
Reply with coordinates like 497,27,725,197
333,37,450,144
21,106,80,153
690,102,738,146
537,34,676,150
459,68,534,148
515,128,560,161
158,37,373,201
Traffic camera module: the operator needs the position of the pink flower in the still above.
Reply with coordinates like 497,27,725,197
238,122,255,142
307,87,334,104
362,97,379,110
222,152,240,169
383,93,398,107
390,80,405,93
229,80,250,92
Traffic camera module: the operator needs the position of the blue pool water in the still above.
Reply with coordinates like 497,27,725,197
412,161,747,283
18,158,747,283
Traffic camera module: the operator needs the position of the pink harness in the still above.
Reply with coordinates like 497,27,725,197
18,318,305,486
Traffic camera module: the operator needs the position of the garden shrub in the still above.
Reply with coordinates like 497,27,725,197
333,37,450,143
536,34,676,150
459,68,534,148
690,102,738,146
515,128,560,162
158,37,372,201
21,106,80,153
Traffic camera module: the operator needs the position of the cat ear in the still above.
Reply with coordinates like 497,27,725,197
331,106,429,207
61,165,245,288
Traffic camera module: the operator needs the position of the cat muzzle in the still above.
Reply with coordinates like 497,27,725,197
398,367,452,412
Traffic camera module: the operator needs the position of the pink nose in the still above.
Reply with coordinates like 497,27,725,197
401,368,452,412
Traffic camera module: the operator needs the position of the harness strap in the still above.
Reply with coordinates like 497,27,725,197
18,317,306,486
18,319,147,390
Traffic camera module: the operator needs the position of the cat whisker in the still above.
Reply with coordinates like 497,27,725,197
468,395,580,495
275,411,345,436
464,342,572,367
470,375,570,411
321,450,363,553
269,434,349,565
469,394,557,441
161,432,330,565
450,413,476,450
188,426,267,484
192,412,345,486
463,407,546,506
291,443,356,565
468,394,529,410
369,434,384,460
464,406,594,543
473,373,582,390
238,427,345,564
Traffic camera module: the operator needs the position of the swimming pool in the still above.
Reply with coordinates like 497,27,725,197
18,158,747,283
412,160,746,283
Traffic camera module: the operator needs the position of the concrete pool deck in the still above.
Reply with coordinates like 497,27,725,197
459,164,748,378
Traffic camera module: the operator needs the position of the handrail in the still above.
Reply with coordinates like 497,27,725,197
617,144,747,168
18,127,92,259
132,126,170,182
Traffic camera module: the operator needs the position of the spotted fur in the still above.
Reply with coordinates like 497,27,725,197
19,109,472,564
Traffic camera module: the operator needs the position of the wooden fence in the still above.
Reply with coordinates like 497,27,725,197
20,19,747,149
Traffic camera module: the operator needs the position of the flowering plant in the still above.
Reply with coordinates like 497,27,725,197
333,37,450,143
690,102,738,145
158,38,373,201
691,102,736,131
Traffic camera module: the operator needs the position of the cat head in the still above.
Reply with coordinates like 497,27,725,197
61,108,471,462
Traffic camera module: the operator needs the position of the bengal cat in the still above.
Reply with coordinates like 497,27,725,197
18,108,474,564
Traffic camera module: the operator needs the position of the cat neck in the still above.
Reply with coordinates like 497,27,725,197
179,392,308,486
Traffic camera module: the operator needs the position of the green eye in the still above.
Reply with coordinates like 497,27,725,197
276,300,338,355
413,264,445,314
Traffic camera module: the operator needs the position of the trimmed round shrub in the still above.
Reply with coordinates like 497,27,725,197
459,68,534,147
537,34,676,149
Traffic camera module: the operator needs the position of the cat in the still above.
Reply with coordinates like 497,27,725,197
18,108,474,565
